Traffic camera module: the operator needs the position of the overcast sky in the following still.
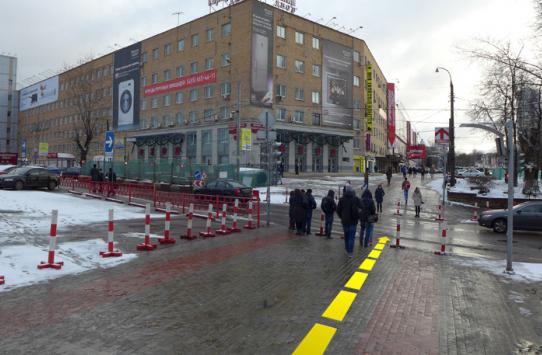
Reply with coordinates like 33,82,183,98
1,0,538,153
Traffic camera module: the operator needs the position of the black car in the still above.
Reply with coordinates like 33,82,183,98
478,201,542,233
0,166,59,191
194,179,252,198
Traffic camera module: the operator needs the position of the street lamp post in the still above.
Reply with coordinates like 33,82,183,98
435,67,456,186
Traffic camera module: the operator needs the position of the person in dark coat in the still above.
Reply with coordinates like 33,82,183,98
386,166,393,186
321,190,337,239
363,170,369,190
291,189,306,235
106,168,117,197
359,189,377,248
288,191,296,230
90,164,99,193
374,184,385,213
304,189,317,235
337,186,360,257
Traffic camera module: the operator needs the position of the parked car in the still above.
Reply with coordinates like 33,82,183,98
61,167,81,178
0,165,17,175
0,166,59,191
457,168,485,178
478,201,542,233
194,179,252,198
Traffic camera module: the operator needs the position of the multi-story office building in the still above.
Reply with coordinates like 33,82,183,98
0,55,18,162
18,0,390,174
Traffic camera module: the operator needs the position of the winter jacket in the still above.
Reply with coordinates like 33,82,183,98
413,191,423,206
337,188,360,225
291,193,306,223
321,196,337,215
307,193,317,211
359,190,376,224
90,167,99,182
374,187,385,203
402,180,411,191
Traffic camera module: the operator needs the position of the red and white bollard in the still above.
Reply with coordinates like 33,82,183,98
216,204,232,235
100,209,123,257
435,204,445,221
244,201,256,230
284,187,289,203
390,217,405,249
38,210,64,270
435,221,448,255
200,204,216,238
137,203,157,251
181,203,196,240
0,275,4,285
471,202,479,221
158,203,176,244
316,212,326,236
394,200,402,216
230,199,242,233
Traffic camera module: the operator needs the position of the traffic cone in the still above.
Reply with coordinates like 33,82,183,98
181,203,196,240
244,201,256,230
316,212,326,236
137,203,158,251
390,217,405,249
230,199,241,233
158,203,176,244
100,209,123,257
434,221,447,256
200,204,216,238
38,210,64,270
216,204,232,235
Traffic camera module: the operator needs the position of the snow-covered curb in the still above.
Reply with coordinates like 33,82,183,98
455,257,542,283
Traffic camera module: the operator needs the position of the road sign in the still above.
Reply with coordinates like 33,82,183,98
435,127,450,144
104,131,115,156
194,170,202,180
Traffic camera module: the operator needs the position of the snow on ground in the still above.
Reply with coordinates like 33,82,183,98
426,177,541,200
0,239,136,293
456,257,542,283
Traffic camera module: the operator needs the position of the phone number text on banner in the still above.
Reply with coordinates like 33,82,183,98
144,69,217,97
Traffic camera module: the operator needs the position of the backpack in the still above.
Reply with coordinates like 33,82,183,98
404,181,411,190
321,198,331,214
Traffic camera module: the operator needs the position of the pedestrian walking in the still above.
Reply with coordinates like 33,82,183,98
288,191,296,231
321,190,337,239
106,167,117,197
90,164,99,193
304,189,317,235
386,166,393,186
295,161,299,175
421,167,426,181
413,187,424,217
359,189,377,248
291,189,306,235
374,184,385,213
402,177,411,205
362,170,369,190
337,186,360,257
401,165,407,178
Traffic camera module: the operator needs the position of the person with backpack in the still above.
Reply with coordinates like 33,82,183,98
321,190,337,239
413,187,424,218
374,184,385,213
337,186,360,257
402,177,411,205
304,189,317,235
359,189,377,248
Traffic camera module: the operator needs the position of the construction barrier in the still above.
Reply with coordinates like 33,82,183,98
230,199,241,233
471,202,479,221
180,203,196,240
137,204,157,251
216,204,232,235
390,216,405,249
316,212,326,236
435,221,447,256
158,203,176,244
100,209,123,257
244,201,256,230
199,204,216,238
394,200,402,216
435,204,445,221
38,210,64,270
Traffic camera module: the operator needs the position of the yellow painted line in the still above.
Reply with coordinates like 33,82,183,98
359,258,376,271
368,250,382,259
374,243,386,251
344,271,368,291
322,290,357,321
292,323,337,355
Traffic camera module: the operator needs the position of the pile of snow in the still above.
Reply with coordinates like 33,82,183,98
426,177,541,200
0,239,136,292
456,257,542,283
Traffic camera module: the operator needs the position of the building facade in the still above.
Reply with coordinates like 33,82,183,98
0,55,18,162
18,0,390,175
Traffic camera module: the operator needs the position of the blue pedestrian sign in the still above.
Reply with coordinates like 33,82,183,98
194,170,202,180
104,131,115,156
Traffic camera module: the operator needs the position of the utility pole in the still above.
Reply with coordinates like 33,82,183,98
505,119,515,273
236,81,241,182
265,112,271,227
449,79,456,186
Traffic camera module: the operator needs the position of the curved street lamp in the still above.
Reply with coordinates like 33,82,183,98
435,66,456,186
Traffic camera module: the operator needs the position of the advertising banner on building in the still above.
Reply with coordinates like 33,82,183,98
366,65,373,131
0,153,18,165
241,128,252,151
407,145,426,159
387,83,396,147
144,69,217,97
113,42,141,130
38,142,49,157
250,1,274,107
19,76,59,111
322,40,353,129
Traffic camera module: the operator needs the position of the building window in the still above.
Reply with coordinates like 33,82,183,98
206,28,215,42
295,88,304,101
221,82,232,96
353,99,361,110
205,57,214,70
222,22,232,37
189,111,198,123
191,61,198,74
176,92,184,104
277,108,287,121
176,112,184,125
164,43,172,56
276,25,286,38
353,50,360,63
151,73,158,84
312,113,321,125
353,119,360,130
312,64,321,77
190,89,198,102
191,34,199,47
204,109,214,121
151,116,159,128
294,111,304,123
294,60,305,73
312,91,320,104
276,55,286,69
276,84,286,97
353,75,360,87
164,95,171,106
353,138,360,149
177,39,185,51
164,69,172,81
151,97,159,109
176,65,184,77
312,37,320,49
141,76,147,86
204,85,214,98
141,99,147,110
220,106,230,120
152,48,159,60
221,53,231,67
295,31,304,45
142,52,148,63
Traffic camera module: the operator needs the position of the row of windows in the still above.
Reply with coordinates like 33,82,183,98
141,82,232,110
141,105,234,129
59,65,114,92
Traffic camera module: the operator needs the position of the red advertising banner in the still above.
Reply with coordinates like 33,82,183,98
387,83,396,147
143,69,217,97
0,152,18,165
406,121,412,146
407,145,426,159
47,152,58,159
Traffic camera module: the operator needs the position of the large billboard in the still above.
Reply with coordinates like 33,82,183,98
366,65,373,131
144,69,217,97
250,2,274,107
387,83,396,147
113,42,141,130
322,40,353,129
19,76,59,111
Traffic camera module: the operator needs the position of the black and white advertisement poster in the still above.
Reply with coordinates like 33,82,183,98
322,40,353,129
250,2,274,107
113,42,141,130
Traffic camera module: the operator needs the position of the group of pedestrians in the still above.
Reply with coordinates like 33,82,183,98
288,189,317,235
401,177,424,217
90,164,117,196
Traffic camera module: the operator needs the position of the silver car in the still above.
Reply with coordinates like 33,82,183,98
478,201,542,233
